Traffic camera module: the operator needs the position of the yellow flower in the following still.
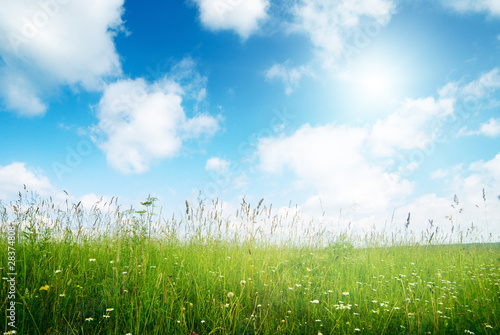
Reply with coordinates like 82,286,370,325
39,285,50,291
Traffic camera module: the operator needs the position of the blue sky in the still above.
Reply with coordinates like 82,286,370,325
1,0,500,238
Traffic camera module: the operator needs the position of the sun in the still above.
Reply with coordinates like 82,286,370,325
336,58,402,115
359,71,394,99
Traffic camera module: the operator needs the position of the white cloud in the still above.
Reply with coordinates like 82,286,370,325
443,0,500,16
183,114,221,138
0,71,46,116
430,168,449,179
206,157,230,173
0,0,125,116
265,61,313,95
439,68,500,101
439,68,500,138
95,75,220,174
0,162,56,199
258,123,414,213
461,68,500,98
193,0,269,39
479,118,500,137
290,0,395,67
369,97,454,156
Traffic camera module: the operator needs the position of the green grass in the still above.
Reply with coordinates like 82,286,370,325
0,193,499,334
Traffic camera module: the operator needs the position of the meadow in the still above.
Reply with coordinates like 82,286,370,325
1,192,499,334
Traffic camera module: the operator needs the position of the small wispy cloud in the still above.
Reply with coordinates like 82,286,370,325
205,157,230,173
265,60,313,95
443,0,500,16
461,118,500,138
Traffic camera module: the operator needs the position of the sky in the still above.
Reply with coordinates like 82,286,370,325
1,0,500,239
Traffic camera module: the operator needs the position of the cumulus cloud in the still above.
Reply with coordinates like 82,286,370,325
369,97,454,156
0,0,125,116
290,0,395,67
258,123,414,213
193,0,269,39
265,60,313,95
0,162,56,199
94,73,220,174
443,0,500,16
206,157,230,173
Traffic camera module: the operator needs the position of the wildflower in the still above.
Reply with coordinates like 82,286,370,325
55,270,62,273
310,300,319,304
106,308,114,312
89,259,96,262
227,292,234,298
355,328,361,332
126,333,132,335
342,291,349,295
39,285,50,291
59,293,65,297
85,318,94,321
318,333,323,335
240,280,246,286
122,272,127,274
201,320,205,323
257,304,262,308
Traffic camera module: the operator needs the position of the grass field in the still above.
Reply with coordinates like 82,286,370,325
1,193,499,334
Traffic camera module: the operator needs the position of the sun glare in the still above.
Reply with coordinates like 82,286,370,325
359,71,393,98
337,57,403,115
